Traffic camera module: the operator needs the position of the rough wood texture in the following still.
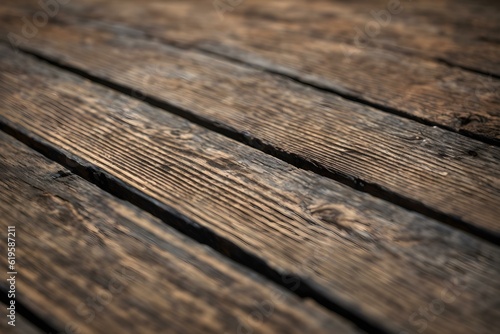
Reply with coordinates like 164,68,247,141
4,0,499,75
1,47,499,334
0,17,499,238
2,0,498,140
227,0,500,75
0,132,356,334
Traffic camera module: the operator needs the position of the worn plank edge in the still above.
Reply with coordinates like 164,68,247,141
8,44,500,246
251,4,500,79
0,121,393,334
21,12,500,146
194,44,500,147
0,130,364,334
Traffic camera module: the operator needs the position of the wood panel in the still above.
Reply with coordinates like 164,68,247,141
1,46,499,334
0,16,499,238
213,0,500,75
4,0,500,74
0,132,356,334
2,0,498,140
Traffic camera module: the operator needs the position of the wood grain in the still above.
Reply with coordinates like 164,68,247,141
1,46,499,334
230,0,500,75
0,17,499,237
0,132,357,334
4,0,499,75
2,0,498,140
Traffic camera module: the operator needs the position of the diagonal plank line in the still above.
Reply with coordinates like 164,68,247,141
2,43,500,333
434,57,500,81
1,8,498,146
0,118,393,334
7,44,499,246
195,46,500,146
40,14,500,146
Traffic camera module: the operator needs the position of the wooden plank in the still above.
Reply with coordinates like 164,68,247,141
5,0,499,72
1,46,500,334
230,0,500,76
2,0,498,140
0,17,499,238
0,132,357,334
360,0,500,41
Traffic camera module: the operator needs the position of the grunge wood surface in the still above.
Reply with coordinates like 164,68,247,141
0,132,357,334
0,1,499,333
0,14,499,238
2,0,498,140
1,46,499,334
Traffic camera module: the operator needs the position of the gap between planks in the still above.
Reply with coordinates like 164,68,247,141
8,44,500,246
0,131,363,334
195,45,500,145
1,46,500,334
1,10,499,238
4,10,499,146
2,2,497,143
0,115,392,334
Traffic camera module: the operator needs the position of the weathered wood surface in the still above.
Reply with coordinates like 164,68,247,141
2,0,499,140
1,46,500,334
228,0,500,75
0,15,499,238
4,0,500,75
0,132,357,334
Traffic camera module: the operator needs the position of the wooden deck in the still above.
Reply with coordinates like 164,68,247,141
0,0,499,333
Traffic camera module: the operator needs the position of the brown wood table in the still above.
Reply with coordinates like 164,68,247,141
0,1,499,333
